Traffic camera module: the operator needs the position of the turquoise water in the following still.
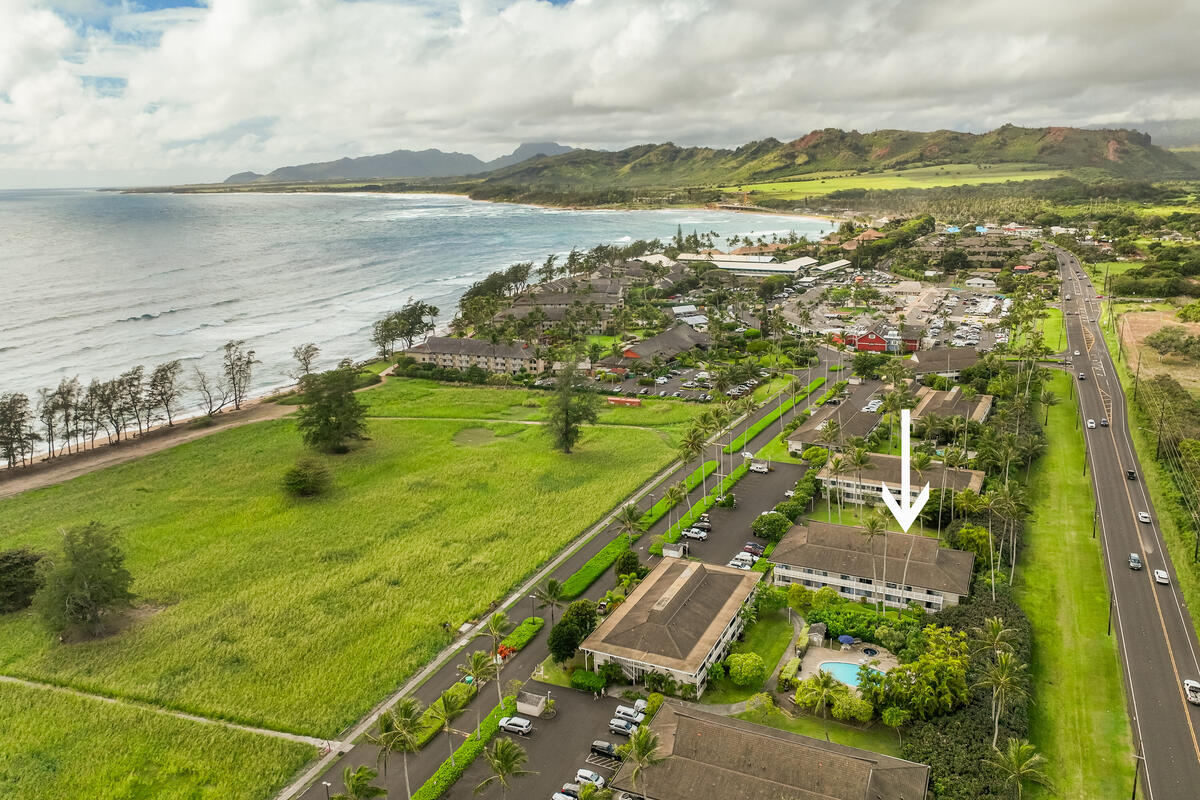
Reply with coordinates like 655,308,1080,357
0,190,830,404
819,660,881,687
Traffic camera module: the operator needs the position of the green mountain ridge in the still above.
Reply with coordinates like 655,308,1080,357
474,125,1196,196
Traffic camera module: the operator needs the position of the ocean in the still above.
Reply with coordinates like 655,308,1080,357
0,189,831,407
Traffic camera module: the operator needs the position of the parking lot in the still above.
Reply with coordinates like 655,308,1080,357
590,365,716,402
681,465,807,567
441,681,633,800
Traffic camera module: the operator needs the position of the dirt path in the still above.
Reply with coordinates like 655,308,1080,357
0,400,294,500
0,674,340,749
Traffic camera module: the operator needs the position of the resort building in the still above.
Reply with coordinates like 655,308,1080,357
596,324,711,370
579,560,761,693
816,452,985,505
404,337,546,375
909,347,981,380
786,405,883,452
608,703,931,800
910,384,993,423
965,276,997,289
770,520,975,611
676,252,807,279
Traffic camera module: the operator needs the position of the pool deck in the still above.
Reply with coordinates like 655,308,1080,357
797,641,899,686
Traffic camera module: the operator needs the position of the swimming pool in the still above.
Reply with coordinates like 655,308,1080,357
819,661,881,688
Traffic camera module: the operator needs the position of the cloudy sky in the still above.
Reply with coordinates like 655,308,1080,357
2,0,1199,188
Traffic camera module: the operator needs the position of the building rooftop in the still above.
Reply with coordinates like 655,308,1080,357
609,703,930,800
816,452,986,496
909,347,981,374
771,520,975,597
597,324,711,367
406,337,538,360
911,385,993,423
580,561,760,676
788,405,883,449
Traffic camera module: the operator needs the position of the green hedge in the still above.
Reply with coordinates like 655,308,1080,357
414,681,478,748
561,535,634,599
412,696,517,800
501,617,544,652
778,657,801,690
570,669,606,692
724,377,826,454
638,460,717,529
812,380,848,408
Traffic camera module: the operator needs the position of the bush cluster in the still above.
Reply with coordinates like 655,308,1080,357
570,669,606,693
500,617,544,652
281,458,332,497
411,696,517,800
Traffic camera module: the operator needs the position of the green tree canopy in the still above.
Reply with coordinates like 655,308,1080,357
545,361,600,453
34,522,134,636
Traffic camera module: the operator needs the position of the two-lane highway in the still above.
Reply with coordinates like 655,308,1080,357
1051,245,1200,799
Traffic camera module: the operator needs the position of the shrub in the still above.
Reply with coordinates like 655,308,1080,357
644,672,678,695
34,521,133,637
561,537,631,599
645,692,665,717
773,500,806,522
281,458,332,497
598,662,626,686
562,600,598,635
411,696,516,800
778,657,801,691
570,669,606,693
500,617,544,652
0,548,42,613
832,693,875,723
726,652,766,687
613,548,641,580
751,512,791,542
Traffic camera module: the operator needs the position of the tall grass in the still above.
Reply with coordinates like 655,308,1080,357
0,417,674,737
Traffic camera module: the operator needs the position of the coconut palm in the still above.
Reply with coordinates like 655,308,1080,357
827,455,848,523
330,765,386,800
427,690,468,767
1039,388,1060,425
849,447,873,506
983,738,1054,800
617,572,642,597
971,616,1018,660
975,651,1029,747
911,451,932,534
678,427,707,493
368,697,423,799
795,669,840,738
458,649,499,708
859,513,887,612
662,482,687,529
614,503,644,548
817,419,841,451
474,737,536,798
533,578,565,626
619,724,666,800
483,611,512,705
981,493,1001,601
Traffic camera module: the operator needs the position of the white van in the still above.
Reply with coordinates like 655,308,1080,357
614,705,646,724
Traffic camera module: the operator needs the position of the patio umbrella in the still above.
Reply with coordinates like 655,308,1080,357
837,634,855,645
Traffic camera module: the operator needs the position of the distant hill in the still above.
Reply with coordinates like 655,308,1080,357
224,141,574,184
473,126,1196,196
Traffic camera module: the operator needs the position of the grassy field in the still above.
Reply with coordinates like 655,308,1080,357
733,705,901,757
359,377,703,429
1018,371,1134,799
0,417,676,737
807,500,914,534
755,433,804,465
720,163,1067,200
1086,260,1145,284
701,611,793,705
1015,305,1064,350
0,681,312,800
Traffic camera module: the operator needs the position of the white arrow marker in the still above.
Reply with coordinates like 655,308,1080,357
881,408,929,532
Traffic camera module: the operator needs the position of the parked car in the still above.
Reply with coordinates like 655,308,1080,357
614,705,646,724
608,718,637,736
681,527,708,541
691,520,712,531
1087,419,1095,429
633,698,648,714
1138,512,1152,524
597,600,609,615
726,559,752,570
498,716,533,736
576,769,606,788
1129,553,1143,570
748,462,769,474
1154,569,1170,585
654,377,668,385
559,784,581,799
1185,679,1200,705
744,541,765,556
1074,350,1081,356
553,793,575,800
591,740,621,759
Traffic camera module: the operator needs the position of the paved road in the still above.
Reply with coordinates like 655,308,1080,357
291,356,838,799
1052,245,1200,799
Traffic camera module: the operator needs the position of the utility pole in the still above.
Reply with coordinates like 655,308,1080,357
1156,403,1166,460
1133,359,1142,403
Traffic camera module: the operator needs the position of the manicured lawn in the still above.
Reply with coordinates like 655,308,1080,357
733,705,901,757
701,611,793,705
752,375,794,404
1016,305,1064,351
1086,260,1144,283
534,656,575,689
755,433,804,465
0,681,312,800
1017,371,1133,799
806,500,914,534
0,417,676,737
720,163,1067,199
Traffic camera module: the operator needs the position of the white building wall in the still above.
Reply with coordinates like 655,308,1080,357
772,563,958,610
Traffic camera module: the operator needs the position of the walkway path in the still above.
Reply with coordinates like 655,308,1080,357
0,674,341,749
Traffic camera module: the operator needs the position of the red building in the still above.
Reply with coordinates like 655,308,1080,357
844,329,888,352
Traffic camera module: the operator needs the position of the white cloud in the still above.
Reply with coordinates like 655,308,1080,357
1,0,1199,187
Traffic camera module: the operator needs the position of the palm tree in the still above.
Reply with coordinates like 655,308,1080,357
983,738,1054,800
662,482,687,528
619,724,666,800
475,737,536,798
577,782,613,800
828,455,848,523
483,611,512,705
817,419,841,451
981,492,1001,601
910,451,932,535
1039,388,1060,425
458,649,499,710
971,616,1018,660
617,572,642,597
368,698,423,799
427,690,468,767
533,578,565,626
795,669,840,739
975,652,1029,747
860,513,887,612
849,447,873,506
331,765,386,800
615,503,644,548
882,391,904,450
678,427,707,493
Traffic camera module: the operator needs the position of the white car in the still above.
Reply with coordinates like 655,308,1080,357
1087,419,1095,429
498,716,533,736
726,560,752,571
1154,569,1170,585
576,769,606,788
1074,350,1081,356
654,376,668,385
1186,679,1200,706
1138,512,1152,524
681,528,708,541
614,705,646,724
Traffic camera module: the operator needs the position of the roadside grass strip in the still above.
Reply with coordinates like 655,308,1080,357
724,378,826,454
638,460,718,529
1018,371,1134,799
